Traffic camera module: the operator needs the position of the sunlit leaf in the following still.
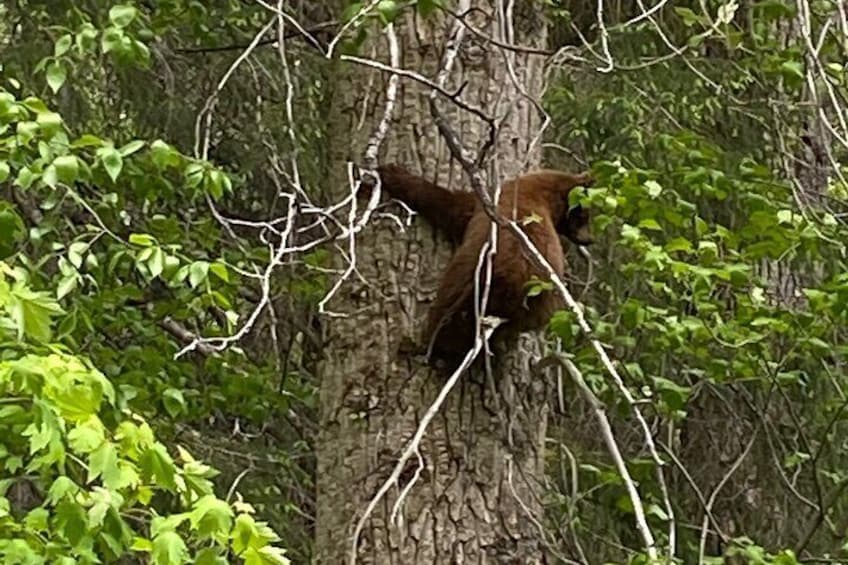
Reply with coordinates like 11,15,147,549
76,23,99,51
189,495,233,538
129,233,156,247
99,147,123,182
46,62,67,93
54,34,73,57
189,261,209,288
53,155,79,184
7,285,65,341
209,262,229,282
151,531,188,565
119,139,145,156
109,5,138,28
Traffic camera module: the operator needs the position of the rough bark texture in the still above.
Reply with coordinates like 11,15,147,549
314,5,553,564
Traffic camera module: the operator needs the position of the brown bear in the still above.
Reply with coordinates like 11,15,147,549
371,164,593,364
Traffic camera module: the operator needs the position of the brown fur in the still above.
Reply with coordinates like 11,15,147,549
373,164,593,364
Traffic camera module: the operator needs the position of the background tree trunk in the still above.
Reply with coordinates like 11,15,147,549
314,4,556,564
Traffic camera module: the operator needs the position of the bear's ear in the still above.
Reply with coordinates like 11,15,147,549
553,171,594,198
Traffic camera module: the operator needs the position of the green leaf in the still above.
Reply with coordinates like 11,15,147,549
36,110,63,134
664,237,693,253
152,531,188,565
0,91,15,115
779,60,804,80
68,419,105,454
210,292,231,312
524,277,552,297
637,218,663,231
76,23,99,51
16,121,39,144
129,233,156,247
68,241,88,269
417,0,441,16
55,499,87,546
109,5,138,28
0,162,9,183
24,507,49,532
825,62,843,77
88,487,123,528
151,513,190,537
71,134,104,148
776,209,793,224
148,247,165,279
15,167,37,189
644,180,663,197
101,27,124,53
47,476,80,505
231,514,255,554
8,285,65,341
189,261,209,288
150,140,181,169
56,275,78,300
209,262,229,282
652,377,691,411
88,441,121,487
162,388,185,418
53,155,79,184
54,34,73,57
131,537,153,552
231,514,286,563
243,546,290,565
163,254,180,279
46,61,67,93
341,2,364,23
548,310,575,340
204,169,228,199
698,240,718,255
377,0,400,23
189,495,233,538
25,418,61,455
22,96,49,114
140,443,177,490
0,204,25,259
132,40,152,66
185,163,205,189
194,548,227,565
43,165,58,188
119,139,145,156
674,7,704,26
99,147,123,182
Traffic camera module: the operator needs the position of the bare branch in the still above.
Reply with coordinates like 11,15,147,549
558,355,658,560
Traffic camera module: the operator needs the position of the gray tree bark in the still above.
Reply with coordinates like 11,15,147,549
314,4,555,564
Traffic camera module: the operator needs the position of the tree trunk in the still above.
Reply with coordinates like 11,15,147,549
314,5,553,564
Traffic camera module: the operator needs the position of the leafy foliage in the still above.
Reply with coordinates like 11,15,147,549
3,0,848,562
0,263,288,564
1,1,322,559
541,0,848,562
